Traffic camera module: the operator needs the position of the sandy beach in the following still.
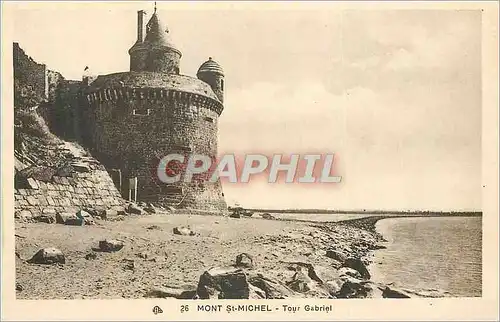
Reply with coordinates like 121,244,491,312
15,211,399,300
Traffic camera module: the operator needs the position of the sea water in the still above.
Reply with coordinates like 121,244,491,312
371,216,482,297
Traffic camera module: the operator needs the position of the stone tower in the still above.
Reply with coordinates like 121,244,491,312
80,6,227,211
197,57,225,103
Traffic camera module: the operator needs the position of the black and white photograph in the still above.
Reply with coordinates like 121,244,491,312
2,1,499,321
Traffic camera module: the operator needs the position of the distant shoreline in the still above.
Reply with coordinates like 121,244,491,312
235,208,482,217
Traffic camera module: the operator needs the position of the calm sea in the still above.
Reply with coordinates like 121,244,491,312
371,216,482,297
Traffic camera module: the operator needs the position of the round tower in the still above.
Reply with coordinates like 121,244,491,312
197,57,224,103
82,5,227,212
128,7,182,74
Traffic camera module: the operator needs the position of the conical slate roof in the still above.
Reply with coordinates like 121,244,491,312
143,11,181,55
197,57,224,76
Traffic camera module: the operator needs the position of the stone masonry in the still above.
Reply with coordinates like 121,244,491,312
78,7,227,211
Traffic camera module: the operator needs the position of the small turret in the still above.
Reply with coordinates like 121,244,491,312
128,5,182,74
197,57,224,103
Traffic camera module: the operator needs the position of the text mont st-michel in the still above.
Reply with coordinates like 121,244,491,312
199,303,333,313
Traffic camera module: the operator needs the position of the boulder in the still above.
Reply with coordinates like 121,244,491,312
324,279,344,295
18,166,56,182
101,209,117,220
287,268,312,293
82,207,98,217
283,263,335,298
71,163,90,173
56,212,78,224
235,253,254,269
42,208,57,215
285,262,325,284
325,249,347,262
342,258,371,280
196,267,250,299
229,212,241,218
127,203,144,215
335,279,371,299
146,286,197,299
26,178,39,189
76,209,95,225
144,207,156,214
98,239,124,252
27,247,65,265
381,286,411,298
260,213,275,220
369,244,387,250
64,217,85,226
34,213,56,224
249,284,266,299
55,165,74,177
15,210,33,222
247,273,297,299
173,226,195,236
83,207,106,220
338,267,362,279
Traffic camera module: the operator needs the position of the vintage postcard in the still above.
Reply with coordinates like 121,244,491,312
1,1,499,321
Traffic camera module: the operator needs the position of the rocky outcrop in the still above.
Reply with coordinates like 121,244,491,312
196,267,250,299
127,203,145,215
342,258,371,280
98,239,124,252
247,273,297,299
335,278,372,298
325,249,347,262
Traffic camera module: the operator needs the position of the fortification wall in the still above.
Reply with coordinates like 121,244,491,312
82,87,226,211
15,166,124,221
13,41,128,220
47,70,65,102
36,80,84,141
14,113,126,221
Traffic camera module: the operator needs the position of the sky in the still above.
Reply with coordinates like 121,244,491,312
9,2,482,211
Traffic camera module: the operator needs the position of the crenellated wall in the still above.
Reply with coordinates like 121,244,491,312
83,87,223,115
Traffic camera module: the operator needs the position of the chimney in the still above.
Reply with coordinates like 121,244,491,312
137,10,146,43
